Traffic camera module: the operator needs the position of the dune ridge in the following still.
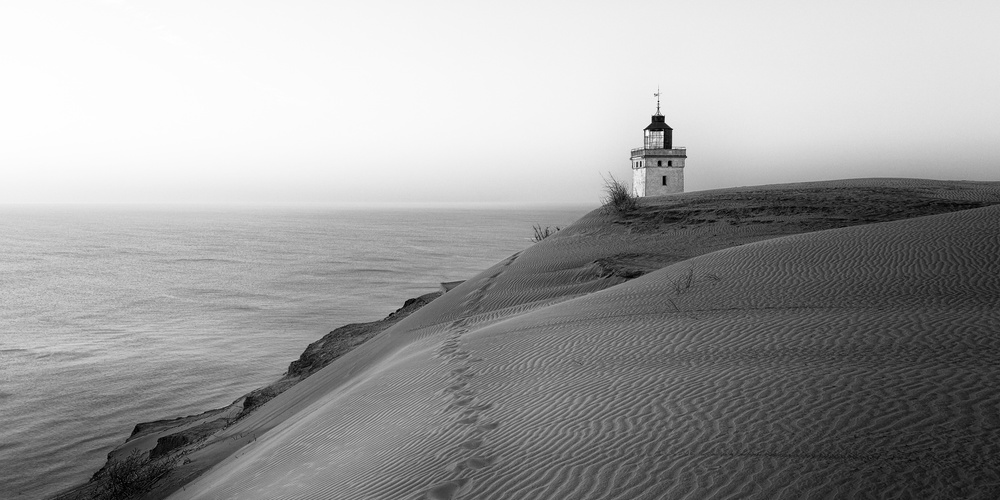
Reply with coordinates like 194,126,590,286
151,179,1000,499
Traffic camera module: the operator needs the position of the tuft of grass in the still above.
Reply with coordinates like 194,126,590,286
673,268,695,295
92,449,175,500
531,224,560,242
672,268,722,297
602,173,638,216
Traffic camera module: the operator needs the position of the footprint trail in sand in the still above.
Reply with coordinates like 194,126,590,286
417,260,510,499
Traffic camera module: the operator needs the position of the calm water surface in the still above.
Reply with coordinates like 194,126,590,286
0,204,589,498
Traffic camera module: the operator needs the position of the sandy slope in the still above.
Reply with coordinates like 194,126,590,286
167,179,1000,499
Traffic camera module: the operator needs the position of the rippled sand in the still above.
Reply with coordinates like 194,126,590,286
167,179,1000,499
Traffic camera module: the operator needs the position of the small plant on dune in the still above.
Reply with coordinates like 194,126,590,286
531,224,560,242
92,449,176,500
602,173,638,216
673,268,695,295
672,269,721,297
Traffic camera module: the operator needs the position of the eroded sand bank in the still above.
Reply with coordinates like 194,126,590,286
153,179,1000,499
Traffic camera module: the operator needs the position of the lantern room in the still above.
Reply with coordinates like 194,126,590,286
644,114,673,150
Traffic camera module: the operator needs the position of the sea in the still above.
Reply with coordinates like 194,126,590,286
0,204,589,499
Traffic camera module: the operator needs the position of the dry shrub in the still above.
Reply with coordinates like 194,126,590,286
531,224,560,242
602,173,638,215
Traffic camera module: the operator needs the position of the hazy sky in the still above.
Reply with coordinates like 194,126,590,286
2,1,998,204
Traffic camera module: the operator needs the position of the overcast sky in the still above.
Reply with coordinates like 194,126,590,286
1,1,997,204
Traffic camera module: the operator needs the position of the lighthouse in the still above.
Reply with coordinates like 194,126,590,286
631,91,686,196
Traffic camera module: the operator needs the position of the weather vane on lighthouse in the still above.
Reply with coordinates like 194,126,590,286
654,87,661,115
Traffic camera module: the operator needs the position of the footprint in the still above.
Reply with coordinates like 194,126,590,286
457,438,483,450
452,397,475,407
466,403,492,412
453,456,495,472
422,478,470,500
476,422,500,432
448,368,474,380
456,415,479,425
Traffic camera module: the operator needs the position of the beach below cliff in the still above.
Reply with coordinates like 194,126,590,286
61,178,1000,499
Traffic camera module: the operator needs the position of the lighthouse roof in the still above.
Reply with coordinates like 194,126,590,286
644,114,673,132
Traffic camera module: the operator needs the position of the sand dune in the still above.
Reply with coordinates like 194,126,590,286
165,179,1000,499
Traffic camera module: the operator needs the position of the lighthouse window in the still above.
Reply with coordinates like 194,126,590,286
668,161,672,166
662,176,668,186
657,161,662,167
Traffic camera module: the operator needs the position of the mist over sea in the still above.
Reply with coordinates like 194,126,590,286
0,204,588,498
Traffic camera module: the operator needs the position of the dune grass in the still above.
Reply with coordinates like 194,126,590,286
531,224,560,242
602,174,638,216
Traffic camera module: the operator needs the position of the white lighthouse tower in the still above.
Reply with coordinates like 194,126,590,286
631,91,686,197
